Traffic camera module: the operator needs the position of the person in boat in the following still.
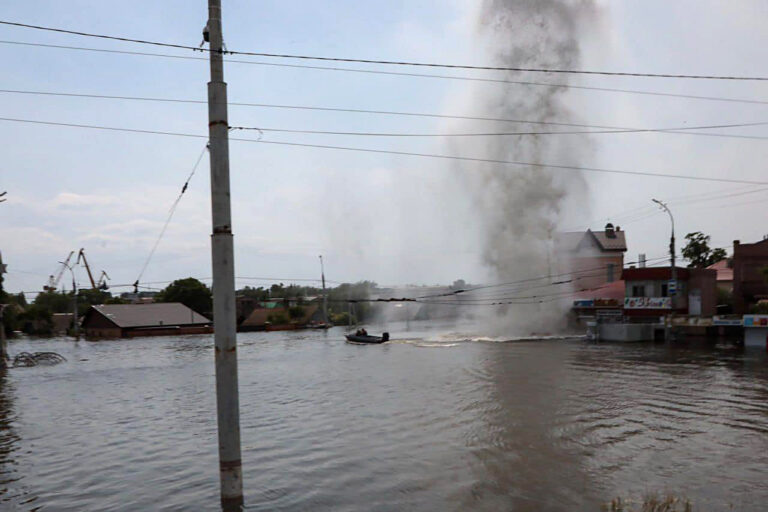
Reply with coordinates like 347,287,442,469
360,328,368,336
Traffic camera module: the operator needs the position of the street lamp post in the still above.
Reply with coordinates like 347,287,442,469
652,199,677,341
60,260,78,340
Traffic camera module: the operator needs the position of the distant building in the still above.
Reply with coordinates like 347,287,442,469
707,259,734,292
52,313,74,335
556,223,627,291
239,303,322,332
119,291,158,304
732,238,768,314
622,266,716,319
81,303,211,339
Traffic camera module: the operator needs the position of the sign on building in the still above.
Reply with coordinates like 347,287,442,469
624,297,672,309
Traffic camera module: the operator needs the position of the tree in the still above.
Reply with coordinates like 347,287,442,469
682,232,727,268
34,290,75,313
156,278,212,316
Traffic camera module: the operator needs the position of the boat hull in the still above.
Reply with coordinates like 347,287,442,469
345,334,385,344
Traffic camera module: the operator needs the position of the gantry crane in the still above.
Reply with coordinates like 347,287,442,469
44,251,75,291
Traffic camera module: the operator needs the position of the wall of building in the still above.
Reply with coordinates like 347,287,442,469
568,253,625,290
689,269,717,317
85,327,122,339
733,239,768,314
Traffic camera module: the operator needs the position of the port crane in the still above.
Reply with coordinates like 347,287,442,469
96,270,111,290
76,248,97,289
76,248,110,290
44,251,75,291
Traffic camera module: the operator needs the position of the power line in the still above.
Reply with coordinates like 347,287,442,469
5,87,768,141
415,254,670,299
2,116,768,185
135,144,208,286
254,139,768,186
229,121,768,138
2,20,768,80
4,40,768,107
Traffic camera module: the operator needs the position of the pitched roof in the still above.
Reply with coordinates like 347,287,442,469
88,303,210,328
589,229,627,251
575,280,626,301
556,229,627,252
707,259,733,282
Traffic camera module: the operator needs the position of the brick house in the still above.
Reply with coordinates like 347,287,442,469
557,223,627,290
732,238,768,314
622,267,716,319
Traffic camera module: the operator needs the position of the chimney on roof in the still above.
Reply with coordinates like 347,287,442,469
639,253,646,268
605,222,616,238
615,226,621,232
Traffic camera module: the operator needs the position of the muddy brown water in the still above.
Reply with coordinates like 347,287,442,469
1,324,766,511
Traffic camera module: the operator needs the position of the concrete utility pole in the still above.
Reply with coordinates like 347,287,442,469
653,199,677,341
0,305,8,367
319,255,328,324
205,0,244,507
61,260,79,340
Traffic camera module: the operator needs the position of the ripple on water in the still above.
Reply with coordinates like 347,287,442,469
0,331,767,510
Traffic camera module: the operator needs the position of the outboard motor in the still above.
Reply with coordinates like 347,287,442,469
382,332,389,342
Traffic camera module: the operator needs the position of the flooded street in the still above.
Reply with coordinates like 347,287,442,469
1,325,767,511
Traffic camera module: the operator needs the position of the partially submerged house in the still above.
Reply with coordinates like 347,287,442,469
81,303,212,339
622,266,717,319
239,303,322,332
556,223,628,290
732,238,768,314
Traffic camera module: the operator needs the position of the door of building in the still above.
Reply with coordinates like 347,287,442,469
689,290,702,316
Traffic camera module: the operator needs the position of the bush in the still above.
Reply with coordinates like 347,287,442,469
330,312,352,325
267,313,289,324
288,306,305,320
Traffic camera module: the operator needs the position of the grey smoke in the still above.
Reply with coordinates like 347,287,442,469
449,0,597,333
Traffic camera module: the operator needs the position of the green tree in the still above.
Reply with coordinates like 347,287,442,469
682,232,727,268
76,288,113,315
34,290,75,313
237,285,269,301
156,278,212,316
327,281,377,322
17,304,54,335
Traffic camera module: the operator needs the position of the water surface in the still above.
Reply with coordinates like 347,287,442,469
1,324,766,510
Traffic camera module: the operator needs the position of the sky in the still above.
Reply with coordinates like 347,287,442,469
1,0,768,296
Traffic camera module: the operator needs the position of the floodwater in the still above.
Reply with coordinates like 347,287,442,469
1,323,767,511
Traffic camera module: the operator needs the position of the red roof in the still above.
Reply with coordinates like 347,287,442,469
575,280,626,301
707,259,733,282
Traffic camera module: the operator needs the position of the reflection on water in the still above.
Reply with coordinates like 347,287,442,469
0,327,766,511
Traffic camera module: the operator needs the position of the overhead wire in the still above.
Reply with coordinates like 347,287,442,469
134,144,208,288
3,41,768,107
4,88,768,141
2,20,768,80
228,120,768,138
2,116,768,185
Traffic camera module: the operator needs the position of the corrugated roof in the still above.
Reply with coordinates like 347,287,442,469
90,303,210,328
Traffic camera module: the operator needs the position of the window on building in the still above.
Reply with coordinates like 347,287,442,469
631,285,645,297
606,263,615,283
661,283,668,297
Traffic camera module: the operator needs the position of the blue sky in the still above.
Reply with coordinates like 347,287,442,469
1,1,768,295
